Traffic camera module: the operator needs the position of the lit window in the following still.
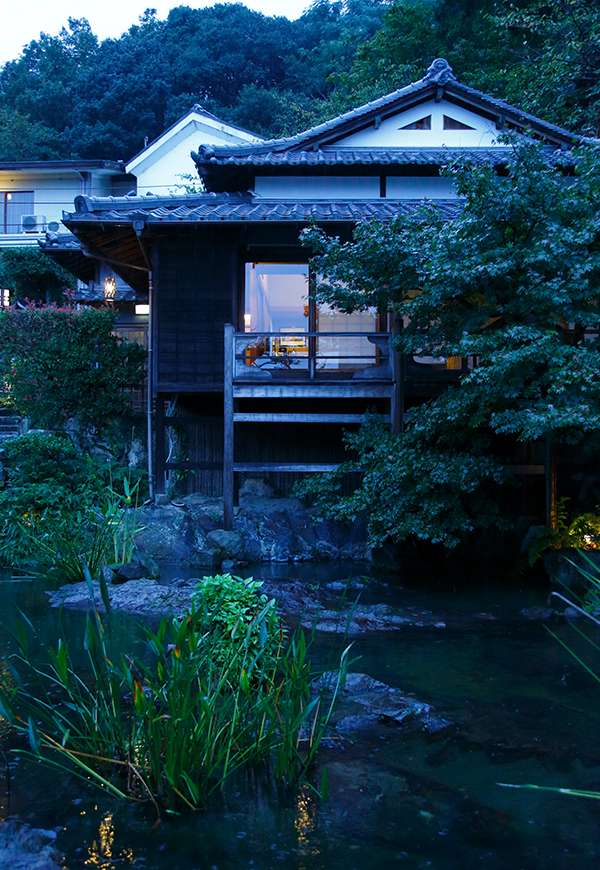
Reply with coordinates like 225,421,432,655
399,116,431,130
1,288,9,308
1,191,34,233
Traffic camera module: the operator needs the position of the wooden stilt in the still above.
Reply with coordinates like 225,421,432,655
223,324,235,530
544,434,558,529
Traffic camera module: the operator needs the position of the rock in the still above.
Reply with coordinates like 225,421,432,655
221,559,237,573
0,820,61,869
304,603,446,635
48,579,194,618
520,606,554,621
316,672,451,736
110,559,148,584
134,504,194,564
239,478,274,501
206,529,245,560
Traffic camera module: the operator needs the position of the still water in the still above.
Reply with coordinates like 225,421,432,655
0,565,599,869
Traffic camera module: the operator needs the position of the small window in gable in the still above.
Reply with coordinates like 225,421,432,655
443,115,475,131
399,115,431,130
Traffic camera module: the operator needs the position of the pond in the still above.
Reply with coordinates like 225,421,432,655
1,564,599,869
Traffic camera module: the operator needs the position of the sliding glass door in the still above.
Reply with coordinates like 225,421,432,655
243,262,379,376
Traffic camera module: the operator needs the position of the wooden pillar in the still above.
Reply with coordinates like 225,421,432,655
390,315,404,434
154,397,166,497
544,434,558,529
223,323,235,530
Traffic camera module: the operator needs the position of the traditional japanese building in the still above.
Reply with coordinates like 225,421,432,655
59,59,587,515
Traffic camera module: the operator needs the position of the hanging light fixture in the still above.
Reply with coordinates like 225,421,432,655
103,275,117,303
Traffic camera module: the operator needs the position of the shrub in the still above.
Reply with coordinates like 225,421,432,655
0,306,145,435
0,432,144,574
192,574,281,674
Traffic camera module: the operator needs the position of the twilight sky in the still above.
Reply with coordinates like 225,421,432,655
0,0,312,64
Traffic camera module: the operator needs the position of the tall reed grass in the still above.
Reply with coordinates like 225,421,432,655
0,572,349,815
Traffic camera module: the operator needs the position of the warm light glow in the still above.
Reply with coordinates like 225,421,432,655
244,312,252,332
103,275,117,302
135,303,150,316
6,193,11,201
0,288,9,308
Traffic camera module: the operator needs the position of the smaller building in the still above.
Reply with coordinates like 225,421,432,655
126,105,261,196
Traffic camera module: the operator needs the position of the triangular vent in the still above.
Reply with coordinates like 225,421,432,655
399,115,431,130
443,115,475,130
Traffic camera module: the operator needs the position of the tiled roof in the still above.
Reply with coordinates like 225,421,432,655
192,146,568,168
65,192,462,224
191,58,594,172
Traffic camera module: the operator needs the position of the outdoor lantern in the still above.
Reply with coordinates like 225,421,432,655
103,275,117,302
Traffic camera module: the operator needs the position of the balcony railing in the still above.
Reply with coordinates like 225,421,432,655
232,330,393,382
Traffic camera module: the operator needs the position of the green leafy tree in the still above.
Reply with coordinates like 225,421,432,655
0,248,75,303
300,141,600,548
494,0,600,137
0,307,146,434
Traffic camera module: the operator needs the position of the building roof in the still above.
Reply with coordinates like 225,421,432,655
65,191,461,224
0,159,124,173
191,145,572,169
192,59,592,176
126,105,261,177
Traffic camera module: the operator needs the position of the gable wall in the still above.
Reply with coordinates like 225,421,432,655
332,99,501,148
134,121,256,196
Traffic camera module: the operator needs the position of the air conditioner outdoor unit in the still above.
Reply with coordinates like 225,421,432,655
46,220,61,233
21,214,46,233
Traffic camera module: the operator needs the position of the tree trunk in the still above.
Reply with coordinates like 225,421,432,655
544,434,558,529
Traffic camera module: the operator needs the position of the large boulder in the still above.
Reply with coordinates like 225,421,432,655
0,821,61,870
206,529,245,560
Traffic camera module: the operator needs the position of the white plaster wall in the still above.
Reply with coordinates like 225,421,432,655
386,176,456,198
254,176,379,199
133,120,254,195
332,99,502,148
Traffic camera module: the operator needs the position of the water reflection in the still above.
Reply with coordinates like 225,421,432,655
294,784,319,861
85,812,135,868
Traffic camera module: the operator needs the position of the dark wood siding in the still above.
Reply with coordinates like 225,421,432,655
155,230,238,390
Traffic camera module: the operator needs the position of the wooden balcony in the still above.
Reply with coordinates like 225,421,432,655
223,324,401,527
230,327,396,398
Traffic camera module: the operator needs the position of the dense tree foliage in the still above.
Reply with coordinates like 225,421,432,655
0,307,145,433
1,1,598,160
299,142,600,548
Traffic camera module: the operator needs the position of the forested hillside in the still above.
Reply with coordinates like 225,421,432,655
0,0,598,162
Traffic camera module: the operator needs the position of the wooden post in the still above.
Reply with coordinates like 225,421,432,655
544,434,558,529
223,324,235,530
155,397,166,497
146,270,155,501
390,315,404,434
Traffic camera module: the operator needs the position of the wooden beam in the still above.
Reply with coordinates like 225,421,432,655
233,384,393,399
233,412,387,424
223,323,235,530
81,244,149,273
233,463,340,473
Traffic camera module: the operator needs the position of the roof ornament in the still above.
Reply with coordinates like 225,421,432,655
424,58,456,84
